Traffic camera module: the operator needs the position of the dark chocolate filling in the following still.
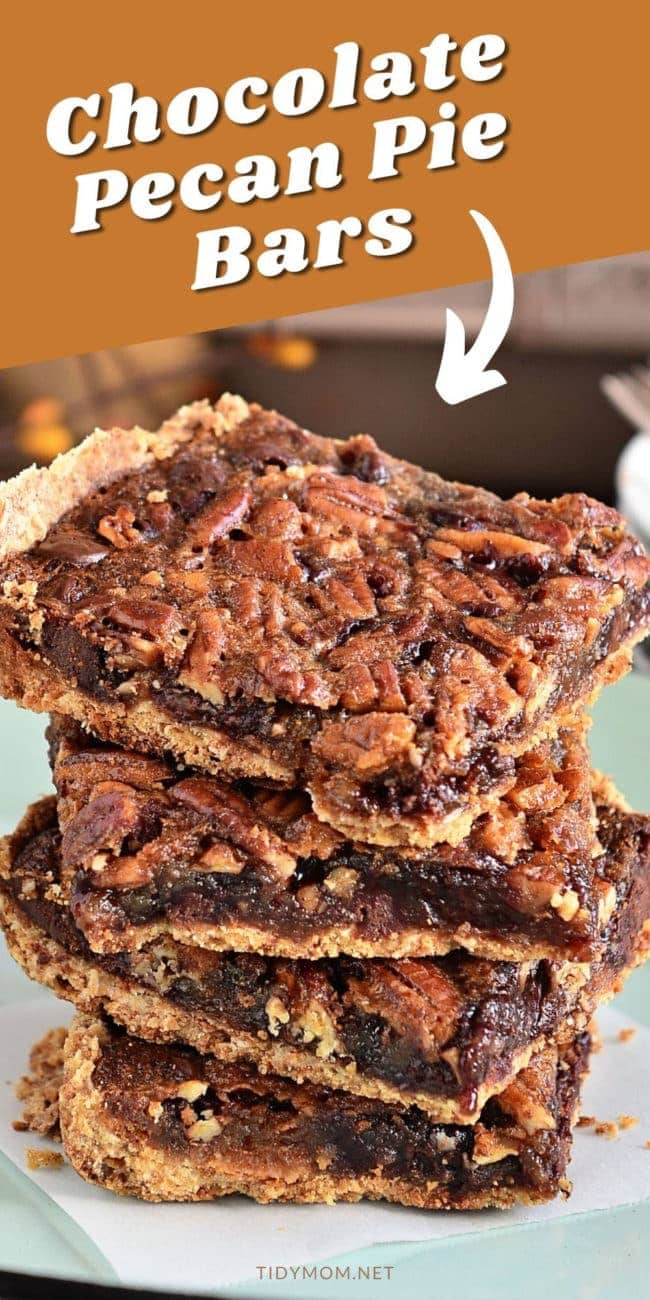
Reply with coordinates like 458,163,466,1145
68,838,599,958
5,803,646,1113
91,1024,590,1198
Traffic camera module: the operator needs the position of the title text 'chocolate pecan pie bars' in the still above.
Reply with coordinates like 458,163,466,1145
2,779,648,1123
0,395,648,848
21,1015,592,1210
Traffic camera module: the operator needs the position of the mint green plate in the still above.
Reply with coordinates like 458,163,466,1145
0,676,648,1299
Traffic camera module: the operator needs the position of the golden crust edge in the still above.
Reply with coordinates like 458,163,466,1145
0,627,294,784
0,394,250,562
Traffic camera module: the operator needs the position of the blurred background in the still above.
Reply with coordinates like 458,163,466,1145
1,251,649,511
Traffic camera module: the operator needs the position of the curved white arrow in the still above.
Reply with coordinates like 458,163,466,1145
435,210,514,406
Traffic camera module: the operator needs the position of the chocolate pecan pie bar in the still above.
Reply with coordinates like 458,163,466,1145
3,785,647,1123
53,1014,589,1208
37,720,622,963
0,396,647,847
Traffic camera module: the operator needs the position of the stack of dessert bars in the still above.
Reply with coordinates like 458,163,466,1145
0,394,649,1210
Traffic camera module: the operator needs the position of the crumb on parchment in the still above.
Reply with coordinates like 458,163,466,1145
618,1115,639,1130
594,1121,620,1140
25,1148,64,1170
618,1028,637,1044
14,1026,65,1138
577,1115,621,1139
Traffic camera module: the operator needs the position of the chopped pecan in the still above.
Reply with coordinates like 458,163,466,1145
60,784,144,870
285,812,343,860
197,842,245,874
175,1080,208,1103
252,497,304,540
185,1116,223,1142
533,806,595,855
338,662,380,712
476,804,529,864
498,1049,557,1133
311,571,376,621
306,473,391,536
323,866,358,898
464,617,534,659
97,505,142,549
172,777,297,880
179,607,230,705
597,882,617,927
508,773,567,815
82,838,168,890
549,888,581,922
86,595,188,670
507,860,577,917
295,884,324,913
141,570,164,589
265,995,290,1036
290,1001,340,1058
471,1127,520,1164
423,562,517,614
217,538,304,584
345,963,461,1054
370,660,407,711
189,480,252,548
256,642,337,708
438,527,551,557
55,735,170,798
102,596,185,642
313,713,417,776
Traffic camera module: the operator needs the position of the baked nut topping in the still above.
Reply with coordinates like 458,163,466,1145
0,395,647,846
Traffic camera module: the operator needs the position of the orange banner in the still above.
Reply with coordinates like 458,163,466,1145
2,1,648,367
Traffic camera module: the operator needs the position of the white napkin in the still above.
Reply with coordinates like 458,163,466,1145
616,429,650,550
0,998,648,1294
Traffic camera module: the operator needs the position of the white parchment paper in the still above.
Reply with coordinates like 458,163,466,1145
0,997,648,1293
